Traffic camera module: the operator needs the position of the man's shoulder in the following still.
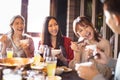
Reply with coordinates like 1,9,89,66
114,52,120,80
93,74,106,80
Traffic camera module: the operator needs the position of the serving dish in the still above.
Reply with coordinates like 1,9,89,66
0,58,33,67
31,62,47,70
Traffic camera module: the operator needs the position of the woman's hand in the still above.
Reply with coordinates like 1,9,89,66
71,41,79,51
0,34,7,43
85,49,94,61
71,41,85,52
0,34,8,55
20,38,34,57
56,53,67,62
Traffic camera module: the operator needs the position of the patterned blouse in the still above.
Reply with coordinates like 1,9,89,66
3,33,34,57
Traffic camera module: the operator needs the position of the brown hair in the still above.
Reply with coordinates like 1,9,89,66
10,15,25,35
73,16,101,42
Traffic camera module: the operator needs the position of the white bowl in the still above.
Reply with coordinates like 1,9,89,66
46,76,62,80
85,44,97,50
51,49,61,56
75,62,93,70
20,39,29,44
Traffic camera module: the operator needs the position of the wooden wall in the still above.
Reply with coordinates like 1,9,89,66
21,0,120,59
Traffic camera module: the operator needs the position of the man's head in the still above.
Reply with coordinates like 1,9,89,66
102,0,120,34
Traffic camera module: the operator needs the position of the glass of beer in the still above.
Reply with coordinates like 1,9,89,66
46,57,57,76
6,48,13,58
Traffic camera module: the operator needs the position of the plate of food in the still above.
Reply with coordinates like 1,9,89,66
60,66,72,72
55,67,64,75
0,58,33,67
31,62,47,70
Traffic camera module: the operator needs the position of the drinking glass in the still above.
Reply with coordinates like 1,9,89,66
46,57,57,76
6,48,13,58
34,50,41,65
39,45,49,61
39,45,45,57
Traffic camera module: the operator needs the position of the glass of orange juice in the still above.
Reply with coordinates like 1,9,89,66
46,57,57,76
6,48,13,58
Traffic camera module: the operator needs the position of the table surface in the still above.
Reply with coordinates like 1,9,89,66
0,64,84,80
60,70,84,80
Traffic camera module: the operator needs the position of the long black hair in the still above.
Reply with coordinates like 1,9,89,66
42,16,68,66
42,16,64,49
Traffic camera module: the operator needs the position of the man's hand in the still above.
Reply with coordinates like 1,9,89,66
75,62,99,80
95,49,109,65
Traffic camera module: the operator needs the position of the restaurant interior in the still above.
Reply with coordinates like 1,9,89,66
0,0,119,80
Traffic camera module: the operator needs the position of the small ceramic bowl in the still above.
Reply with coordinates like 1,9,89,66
51,49,61,56
46,76,62,80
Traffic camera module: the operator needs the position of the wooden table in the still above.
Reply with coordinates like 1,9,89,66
60,70,84,80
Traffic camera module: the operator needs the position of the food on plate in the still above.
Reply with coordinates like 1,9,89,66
31,62,47,70
0,58,33,67
33,53,44,64
55,67,64,75
60,66,72,72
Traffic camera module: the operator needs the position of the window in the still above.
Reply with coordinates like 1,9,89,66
0,0,21,34
0,0,50,50
27,0,50,50
27,0,50,33
0,0,50,34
